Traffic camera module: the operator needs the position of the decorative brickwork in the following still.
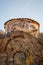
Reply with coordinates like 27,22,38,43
4,18,40,38
0,18,43,65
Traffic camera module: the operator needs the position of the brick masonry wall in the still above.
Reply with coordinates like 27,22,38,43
4,18,40,38
0,31,43,65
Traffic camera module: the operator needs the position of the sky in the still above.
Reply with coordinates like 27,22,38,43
0,0,43,32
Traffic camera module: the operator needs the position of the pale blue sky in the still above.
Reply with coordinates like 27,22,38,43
0,0,43,32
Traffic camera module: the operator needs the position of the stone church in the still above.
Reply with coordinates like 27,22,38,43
0,18,43,65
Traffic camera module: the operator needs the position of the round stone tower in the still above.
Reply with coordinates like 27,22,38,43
0,18,43,65
4,18,40,38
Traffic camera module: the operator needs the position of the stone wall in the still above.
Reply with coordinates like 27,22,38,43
0,31,43,65
4,18,40,38
0,18,42,65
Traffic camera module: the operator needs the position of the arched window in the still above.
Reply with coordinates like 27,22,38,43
13,53,26,65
